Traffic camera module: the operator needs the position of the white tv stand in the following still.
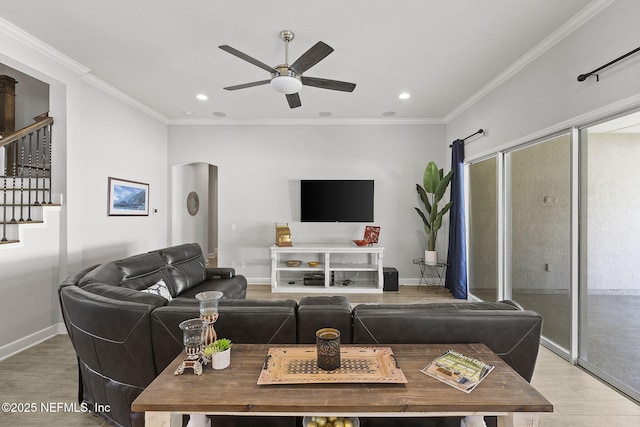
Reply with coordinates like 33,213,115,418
270,244,384,293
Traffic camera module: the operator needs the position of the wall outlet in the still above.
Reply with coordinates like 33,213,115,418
231,223,236,230
545,263,552,272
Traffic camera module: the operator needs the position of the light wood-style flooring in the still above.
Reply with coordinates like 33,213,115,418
0,285,637,426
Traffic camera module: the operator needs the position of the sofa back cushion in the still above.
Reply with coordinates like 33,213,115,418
352,302,542,382
77,252,177,295
153,243,207,295
150,299,298,373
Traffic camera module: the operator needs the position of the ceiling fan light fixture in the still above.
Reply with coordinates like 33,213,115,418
271,75,302,94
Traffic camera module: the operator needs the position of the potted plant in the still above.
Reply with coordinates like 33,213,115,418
203,338,232,370
414,161,453,264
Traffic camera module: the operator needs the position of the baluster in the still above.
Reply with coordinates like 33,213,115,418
27,132,33,222
47,123,53,204
41,125,48,205
10,141,17,224
34,128,40,206
2,172,7,242
19,138,25,222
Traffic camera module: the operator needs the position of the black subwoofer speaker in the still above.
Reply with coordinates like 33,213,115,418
383,267,398,291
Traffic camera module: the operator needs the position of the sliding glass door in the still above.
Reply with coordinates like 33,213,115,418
507,134,572,351
579,113,640,400
465,111,640,402
467,158,499,301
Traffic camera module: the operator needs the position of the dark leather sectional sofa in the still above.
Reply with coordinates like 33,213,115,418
58,243,543,427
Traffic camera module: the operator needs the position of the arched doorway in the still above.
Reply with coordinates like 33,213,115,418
171,162,218,265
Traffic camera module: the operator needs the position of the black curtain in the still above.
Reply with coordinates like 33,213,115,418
445,139,468,299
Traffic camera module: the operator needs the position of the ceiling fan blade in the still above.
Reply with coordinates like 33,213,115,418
289,41,334,74
219,45,277,73
286,93,301,109
301,76,356,92
223,80,271,91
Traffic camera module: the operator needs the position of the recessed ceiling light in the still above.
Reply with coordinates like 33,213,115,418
196,94,208,101
212,112,227,117
398,92,410,100
318,112,332,117
183,111,193,116
382,111,396,116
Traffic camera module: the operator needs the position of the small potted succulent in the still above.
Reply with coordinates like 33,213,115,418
203,338,232,370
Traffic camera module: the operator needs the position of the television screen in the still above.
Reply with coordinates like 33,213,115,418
301,180,374,222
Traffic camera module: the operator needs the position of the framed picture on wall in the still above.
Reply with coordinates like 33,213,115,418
107,177,150,216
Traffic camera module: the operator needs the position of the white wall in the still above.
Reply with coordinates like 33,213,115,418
0,22,169,356
77,82,168,266
447,0,640,157
168,124,446,282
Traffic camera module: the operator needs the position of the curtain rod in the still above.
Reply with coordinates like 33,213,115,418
578,46,640,82
449,129,484,147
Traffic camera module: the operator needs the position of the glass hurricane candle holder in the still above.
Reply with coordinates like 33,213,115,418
195,291,223,346
179,318,205,360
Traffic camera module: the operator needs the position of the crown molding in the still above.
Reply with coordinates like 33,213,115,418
0,17,90,75
81,74,168,124
0,17,168,124
168,117,445,126
444,0,616,123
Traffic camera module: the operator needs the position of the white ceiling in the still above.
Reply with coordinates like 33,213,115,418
0,0,596,122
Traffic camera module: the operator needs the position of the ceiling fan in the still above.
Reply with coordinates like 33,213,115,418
219,30,356,109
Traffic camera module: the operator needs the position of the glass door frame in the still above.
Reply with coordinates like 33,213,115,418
464,129,577,362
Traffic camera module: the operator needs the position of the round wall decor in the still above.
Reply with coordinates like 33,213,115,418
187,191,199,216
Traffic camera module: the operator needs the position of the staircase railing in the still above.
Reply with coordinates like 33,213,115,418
1,113,54,242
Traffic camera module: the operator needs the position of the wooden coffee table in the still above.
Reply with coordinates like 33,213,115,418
132,343,553,427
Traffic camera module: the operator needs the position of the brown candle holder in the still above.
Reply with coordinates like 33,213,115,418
316,328,341,371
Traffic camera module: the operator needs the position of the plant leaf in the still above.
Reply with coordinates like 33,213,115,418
414,207,430,228
416,184,431,214
434,170,453,203
423,162,440,193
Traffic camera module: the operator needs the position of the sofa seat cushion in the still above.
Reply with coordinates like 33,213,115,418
153,243,207,294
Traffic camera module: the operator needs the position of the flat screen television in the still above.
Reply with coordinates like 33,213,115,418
300,180,374,222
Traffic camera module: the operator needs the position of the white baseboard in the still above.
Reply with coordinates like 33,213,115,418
0,322,66,361
247,279,422,286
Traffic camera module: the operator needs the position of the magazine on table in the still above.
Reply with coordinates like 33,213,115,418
420,349,494,393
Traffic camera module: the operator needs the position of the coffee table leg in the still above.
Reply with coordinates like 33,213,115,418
145,411,183,427
497,412,539,427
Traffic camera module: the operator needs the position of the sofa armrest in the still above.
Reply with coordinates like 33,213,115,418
206,267,235,279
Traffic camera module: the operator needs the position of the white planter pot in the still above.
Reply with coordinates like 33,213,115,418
211,348,231,370
424,250,438,265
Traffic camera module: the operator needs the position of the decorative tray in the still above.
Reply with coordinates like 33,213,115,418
257,346,407,385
